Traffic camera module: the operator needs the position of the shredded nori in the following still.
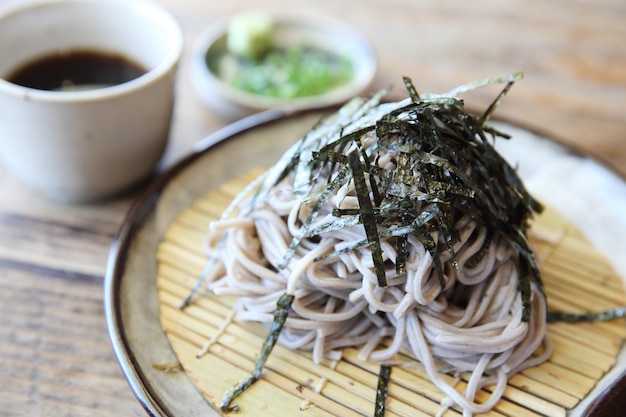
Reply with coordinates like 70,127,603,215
374,365,392,417
216,74,546,414
275,74,543,321
547,306,626,323
189,74,626,416
220,293,295,412
349,148,388,286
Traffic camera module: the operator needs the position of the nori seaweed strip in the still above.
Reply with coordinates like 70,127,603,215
396,234,408,275
311,196,423,239
465,231,493,269
316,126,376,162
403,75,421,103
478,81,515,127
315,207,440,262
415,149,504,224
278,167,352,269
374,365,392,417
316,78,540,305
307,214,361,237
374,199,416,235
332,208,361,216
290,104,366,194
348,148,388,287
268,91,386,199
393,151,413,198
416,181,475,200
547,306,626,323
435,206,459,271
362,147,383,207
220,293,295,412
445,72,523,98
307,126,376,192
418,225,446,289
302,128,374,207
376,114,454,281
518,255,532,322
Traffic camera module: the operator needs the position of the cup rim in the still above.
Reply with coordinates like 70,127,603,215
0,0,183,103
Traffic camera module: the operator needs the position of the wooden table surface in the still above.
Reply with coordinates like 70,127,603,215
1,0,624,416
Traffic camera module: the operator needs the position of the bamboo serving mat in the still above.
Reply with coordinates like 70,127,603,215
156,170,626,417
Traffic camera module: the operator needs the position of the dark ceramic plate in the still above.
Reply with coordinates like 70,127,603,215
104,109,626,417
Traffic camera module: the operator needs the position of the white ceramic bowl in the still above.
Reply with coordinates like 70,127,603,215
191,12,377,120
0,0,183,202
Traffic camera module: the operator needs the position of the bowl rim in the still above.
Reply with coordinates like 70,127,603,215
191,11,377,113
0,0,183,103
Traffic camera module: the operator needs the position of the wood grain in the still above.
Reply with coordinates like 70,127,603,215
156,173,626,417
0,266,144,417
1,0,625,416
156,0,626,178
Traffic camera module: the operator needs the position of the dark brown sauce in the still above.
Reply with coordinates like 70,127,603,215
6,49,147,91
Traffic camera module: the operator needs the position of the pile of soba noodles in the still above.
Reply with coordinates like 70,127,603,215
200,74,552,416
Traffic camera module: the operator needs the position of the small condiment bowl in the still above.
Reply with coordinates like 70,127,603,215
191,11,377,120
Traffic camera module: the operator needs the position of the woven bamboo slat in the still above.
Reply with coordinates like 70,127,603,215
156,171,626,417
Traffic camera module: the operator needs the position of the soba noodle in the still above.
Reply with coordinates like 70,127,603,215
200,75,551,416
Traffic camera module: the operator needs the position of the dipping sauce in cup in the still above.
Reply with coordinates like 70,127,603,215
0,0,183,203
6,49,148,92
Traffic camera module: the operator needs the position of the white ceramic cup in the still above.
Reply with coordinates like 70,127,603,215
0,0,183,202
